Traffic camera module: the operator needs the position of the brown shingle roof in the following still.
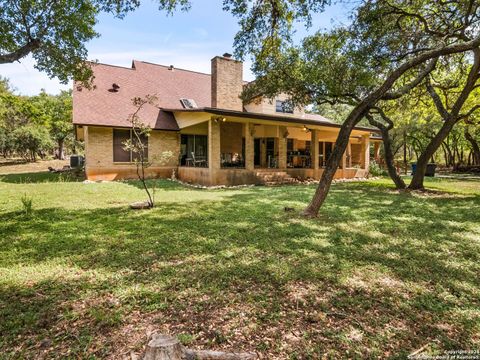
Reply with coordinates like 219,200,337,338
73,60,211,130
73,59,379,133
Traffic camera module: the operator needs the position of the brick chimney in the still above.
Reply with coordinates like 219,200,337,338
211,54,243,111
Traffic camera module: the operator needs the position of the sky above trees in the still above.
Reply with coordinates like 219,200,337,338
1,0,350,95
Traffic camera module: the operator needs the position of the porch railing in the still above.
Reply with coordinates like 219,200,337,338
287,153,311,168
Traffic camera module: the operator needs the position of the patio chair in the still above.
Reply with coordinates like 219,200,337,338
191,152,207,167
222,153,232,167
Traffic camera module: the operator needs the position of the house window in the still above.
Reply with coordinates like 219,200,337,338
113,129,148,162
305,141,311,154
275,100,294,114
180,134,208,167
287,138,294,152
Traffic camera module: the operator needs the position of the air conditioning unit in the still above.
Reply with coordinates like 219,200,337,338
70,155,84,168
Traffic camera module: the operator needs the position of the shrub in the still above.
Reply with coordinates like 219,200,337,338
369,160,387,177
20,194,33,217
12,125,54,161
0,127,15,157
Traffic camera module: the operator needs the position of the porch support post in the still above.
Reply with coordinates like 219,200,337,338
278,126,288,169
260,139,267,168
361,134,370,170
208,118,221,170
311,129,319,170
244,122,255,170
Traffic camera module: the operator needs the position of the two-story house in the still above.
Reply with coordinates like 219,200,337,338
73,53,378,186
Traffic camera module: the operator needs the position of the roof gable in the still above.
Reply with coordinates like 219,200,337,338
73,61,211,130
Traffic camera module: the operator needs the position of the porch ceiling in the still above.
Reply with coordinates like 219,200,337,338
163,107,380,134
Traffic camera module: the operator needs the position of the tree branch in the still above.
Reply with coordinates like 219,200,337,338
371,106,395,130
0,39,41,63
451,48,480,116
382,59,437,100
425,76,449,118
459,104,480,120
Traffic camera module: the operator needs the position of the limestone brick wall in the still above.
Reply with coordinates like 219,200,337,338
85,126,112,168
350,144,362,166
149,130,180,166
244,123,254,170
84,126,180,180
211,56,243,111
208,120,221,170
220,122,243,155
244,93,305,116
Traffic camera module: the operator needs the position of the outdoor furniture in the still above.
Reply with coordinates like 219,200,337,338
287,154,311,168
191,152,207,167
221,152,245,168
222,153,232,164
267,155,278,168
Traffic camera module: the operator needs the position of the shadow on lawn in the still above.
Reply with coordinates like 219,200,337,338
1,183,479,358
0,171,84,184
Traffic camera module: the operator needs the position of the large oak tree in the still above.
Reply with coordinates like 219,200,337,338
240,1,480,216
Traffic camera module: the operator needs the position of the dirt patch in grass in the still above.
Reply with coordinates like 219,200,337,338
0,159,70,175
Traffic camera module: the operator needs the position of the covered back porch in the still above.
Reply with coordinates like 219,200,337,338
176,113,372,186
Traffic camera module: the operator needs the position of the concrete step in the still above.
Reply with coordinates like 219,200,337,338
255,170,297,186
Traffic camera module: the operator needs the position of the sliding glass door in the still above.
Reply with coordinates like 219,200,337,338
180,134,208,167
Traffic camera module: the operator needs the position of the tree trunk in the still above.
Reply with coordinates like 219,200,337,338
403,130,408,174
444,140,453,166
465,129,480,165
380,127,406,189
410,46,480,189
57,139,65,160
143,333,256,360
144,334,184,360
409,120,455,189
303,107,367,217
365,113,406,189
440,142,448,167
0,39,41,64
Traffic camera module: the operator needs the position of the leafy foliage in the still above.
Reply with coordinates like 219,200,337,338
20,193,33,218
12,125,54,161
0,0,98,83
0,0,330,83
0,0,191,83
237,0,480,212
0,78,73,160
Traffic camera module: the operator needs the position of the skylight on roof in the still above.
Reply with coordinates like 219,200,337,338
180,98,198,109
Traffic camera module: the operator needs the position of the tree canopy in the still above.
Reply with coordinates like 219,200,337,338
0,78,73,160
0,0,191,83
0,0,328,84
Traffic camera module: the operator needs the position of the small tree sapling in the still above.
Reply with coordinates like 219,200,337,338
123,95,172,208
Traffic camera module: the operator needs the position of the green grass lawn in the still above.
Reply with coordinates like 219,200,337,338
0,172,479,359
